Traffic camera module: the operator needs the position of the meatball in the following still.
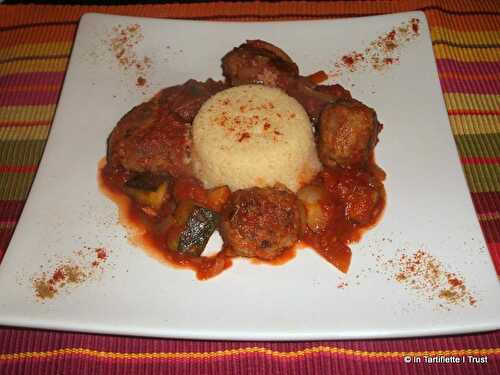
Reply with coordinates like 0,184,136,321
107,79,225,178
221,39,354,126
107,94,192,177
318,100,381,168
286,78,352,125
220,187,304,260
221,40,299,90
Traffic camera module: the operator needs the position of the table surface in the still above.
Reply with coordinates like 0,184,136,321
0,1,499,374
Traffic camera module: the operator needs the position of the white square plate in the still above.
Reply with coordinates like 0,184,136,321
0,12,499,340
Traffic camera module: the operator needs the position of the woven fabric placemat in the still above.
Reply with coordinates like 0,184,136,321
0,1,499,374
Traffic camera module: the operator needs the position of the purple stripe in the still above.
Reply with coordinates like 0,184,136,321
0,328,499,355
0,72,65,87
0,90,60,106
0,201,25,221
471,192,500,214
439,78,500,95
0,227,15,261
436,59,500,75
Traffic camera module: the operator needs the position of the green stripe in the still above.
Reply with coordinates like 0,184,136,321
0,173,35,200
454,134,500,158
0,139,46,166
462,164,500,193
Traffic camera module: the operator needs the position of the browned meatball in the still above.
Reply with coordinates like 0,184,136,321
221,40,353,125
220,187,304,260
107,93,192,177
318,100,382,168
221,40,299,90
107,79,225,178
286,78,352,125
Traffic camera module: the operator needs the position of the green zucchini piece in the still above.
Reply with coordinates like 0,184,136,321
178,206,219,256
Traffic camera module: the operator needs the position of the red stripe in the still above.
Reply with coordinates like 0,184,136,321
448,109,500,116
0,165,38,173
461,156,500,164
479,219,500,242
486,242,500,275
0,220,16,226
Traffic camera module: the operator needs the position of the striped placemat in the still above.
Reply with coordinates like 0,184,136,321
0,1,499,374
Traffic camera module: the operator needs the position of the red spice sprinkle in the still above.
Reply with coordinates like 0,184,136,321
136,76,146,87
263,122,271,130
331,17,420,75
33,247,110,300
342,55,354,66
238,132,251,142
52,268,65,283
411,18,420,33
108,24,151,91
337,281,348,289
96,248,107,260
391,249,475,307
274,130,282,136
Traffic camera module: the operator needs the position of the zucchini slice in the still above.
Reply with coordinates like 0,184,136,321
178,206,219,256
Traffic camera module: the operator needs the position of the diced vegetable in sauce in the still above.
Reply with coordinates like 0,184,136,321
124,173,170,210
297,185,329,232
178,206,219,256
206,186,231,212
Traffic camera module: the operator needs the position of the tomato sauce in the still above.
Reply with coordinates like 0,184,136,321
99,157,385,280
99,160,232,279
301,164,386,273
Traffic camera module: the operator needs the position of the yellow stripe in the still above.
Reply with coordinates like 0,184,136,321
431,28,500,46
0,105,56,122
444,93,500,112
0,125,50,141
0,41,72,61
479,212,500,221
0,222,16,229
3,84,61,92
463,164,500,193
0,346,499,362
0,58,68,75
450,116,500,135
433,44,500,62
